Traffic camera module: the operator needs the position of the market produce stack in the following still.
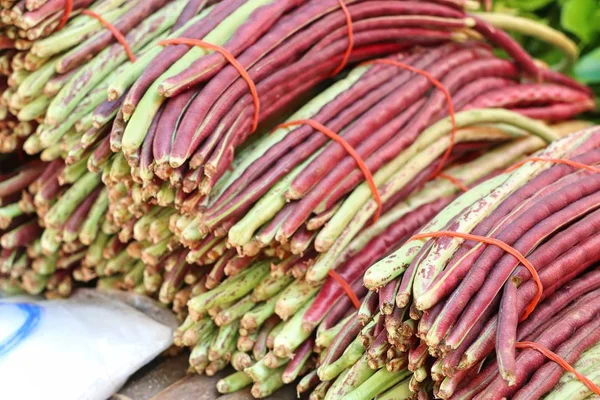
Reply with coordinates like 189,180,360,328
0,0,599,398
359,126,600,400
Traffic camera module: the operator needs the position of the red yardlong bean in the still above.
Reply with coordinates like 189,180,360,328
441,294,500,377
418,301,444,339
0,160,46,198
184,42,408,176
518,263,600,340
308,15,472,54
166,0,350,164
62,186,102,236
307,27,462,59
465,83,592,109
303,265,371,331
153,89,199,170
165,0,470,169
398,239,438,308
539,68,593,95
88,135,112,172
207,46,472,230
524,290,600,343
284,54,500,217
441,77,516,116
470,15,539,79
182,165,205,194
1,219,41,249
20,0,93,30
358,290,380,325
511,100,596,122
139,104,165,180
379,278,401,315
228,46,409,150
290,226,317,254
189,60,331,195
163,0,466,99
320,310,362,367
467,147,600,242
171,0,209,32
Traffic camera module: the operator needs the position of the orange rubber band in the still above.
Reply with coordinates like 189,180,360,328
411,231,542,320
276,119,382,221
328,269,361,309
159,38,260,133
362,59,457,179
516,341,600,396
57,0,73,31
331,0,354,76
506,157,600,174
438,172,468,192
81,9,136,63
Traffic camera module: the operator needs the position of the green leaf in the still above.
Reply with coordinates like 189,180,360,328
574,47,600,83
506,0,555,11
561,0,599,43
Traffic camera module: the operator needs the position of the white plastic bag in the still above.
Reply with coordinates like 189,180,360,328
0,289,174,400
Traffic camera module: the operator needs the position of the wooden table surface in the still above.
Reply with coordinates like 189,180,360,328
114,352,297,400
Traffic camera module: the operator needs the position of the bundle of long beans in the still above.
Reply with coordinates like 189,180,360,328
204,134,551,398
108,0,593,212
0,0,208,157
361,127,600,399
0,0,599,399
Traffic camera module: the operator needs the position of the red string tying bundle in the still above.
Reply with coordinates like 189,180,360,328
57,1,135,62
331,0,354,76
437,172,469,192
411,231,542,320
81,9,136,63
362,59,457,180
57,0,73,31
159,38,260,132
328,269,361,309
275,119,382,222
516,341,600,396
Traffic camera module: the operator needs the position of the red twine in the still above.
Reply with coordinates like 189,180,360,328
437,172,468,192
331,0,354,76
516,341,600,396
159,38,260,132
328,269,361,309
276,119,382,221
411,231,542,320
362,59,457,180
57,0,73,31
82,9,136,63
